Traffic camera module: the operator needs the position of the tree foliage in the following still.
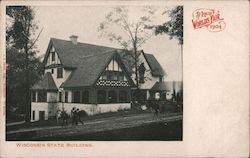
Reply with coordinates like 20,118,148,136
6,6,43,121
98,6,156,89
155,6,183,45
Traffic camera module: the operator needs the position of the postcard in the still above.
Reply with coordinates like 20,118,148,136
0,0,249,157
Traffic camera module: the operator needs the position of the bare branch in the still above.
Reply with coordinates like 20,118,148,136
28,28,43,50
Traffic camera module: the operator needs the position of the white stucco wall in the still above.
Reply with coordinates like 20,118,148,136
44,68,72,88
46,46,61,66
62,103,131,116
44,45,72,88
31,102,131,122
31,102,49,122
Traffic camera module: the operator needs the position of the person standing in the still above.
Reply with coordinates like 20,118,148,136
71,107,76,125
76,109,84,125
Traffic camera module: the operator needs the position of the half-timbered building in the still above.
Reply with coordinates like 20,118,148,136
30,36,166,121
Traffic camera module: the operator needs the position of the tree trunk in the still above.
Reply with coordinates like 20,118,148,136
24,42,31,122
133,44,139,89
24,15,31,122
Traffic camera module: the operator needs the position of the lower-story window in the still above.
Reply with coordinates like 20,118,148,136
59,92,62,102
119,91,127,102
97,90,106,103
108,91,117,103
65,91,68,103
73,91,80,103
81,91,89,103
37,91,47,102
32,111,35,120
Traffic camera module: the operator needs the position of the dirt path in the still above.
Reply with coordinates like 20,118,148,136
7,112,182,139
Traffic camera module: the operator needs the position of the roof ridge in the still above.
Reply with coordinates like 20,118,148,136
50,37,121,50
78,49,117,60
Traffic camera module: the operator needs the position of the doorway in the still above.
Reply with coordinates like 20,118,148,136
39,111,45,121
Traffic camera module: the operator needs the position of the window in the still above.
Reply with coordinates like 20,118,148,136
57,67,63,78
37,91,47,102
51,68,54,74
160,92,166,101
73,91,80,103
97,90,106,104
65,91,68,103
31,91,36,102
102,73,107,80
107,71,113,80
113,72,118,80
108,91,117,103
159,77,163,82
119,91,127,102
59,92,62,102
32,111,35,120
52,52,55,61
81,91,89,103
118,73,124,81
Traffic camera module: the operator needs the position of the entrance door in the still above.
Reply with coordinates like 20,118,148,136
39,111,45,121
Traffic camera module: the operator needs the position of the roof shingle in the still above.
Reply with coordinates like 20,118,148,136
31,72,57,91
62,51,115,88
42,38,165,88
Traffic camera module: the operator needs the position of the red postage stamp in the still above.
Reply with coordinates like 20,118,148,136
192,8,226,32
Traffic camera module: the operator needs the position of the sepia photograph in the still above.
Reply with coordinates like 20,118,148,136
1,0,249,157
5,5,183,141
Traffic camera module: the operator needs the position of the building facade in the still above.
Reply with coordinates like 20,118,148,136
30,36,168,121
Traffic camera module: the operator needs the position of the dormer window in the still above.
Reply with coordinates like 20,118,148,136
57,67,63,78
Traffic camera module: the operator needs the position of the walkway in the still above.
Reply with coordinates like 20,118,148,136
7,112,182,139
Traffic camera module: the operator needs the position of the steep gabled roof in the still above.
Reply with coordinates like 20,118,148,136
151,81,183,91
31,72,57,91
144,53,165,76
44,38,165,76
62,51,115,88
42,38,165,88
44,38,117,68
62,51,135,88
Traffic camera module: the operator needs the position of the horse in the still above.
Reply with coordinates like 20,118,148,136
71,108,88,125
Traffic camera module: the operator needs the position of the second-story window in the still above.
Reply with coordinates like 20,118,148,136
51,68,54,74
52,52,55,62
57,67,63,78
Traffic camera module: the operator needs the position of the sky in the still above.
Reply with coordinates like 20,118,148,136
34,6,182,81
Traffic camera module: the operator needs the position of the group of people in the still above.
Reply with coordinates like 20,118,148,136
56,107,84,126
71,107,84,125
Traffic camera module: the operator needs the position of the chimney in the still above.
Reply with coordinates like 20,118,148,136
69,35,78,45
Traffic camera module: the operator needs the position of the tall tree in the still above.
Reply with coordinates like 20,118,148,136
155,6,183,45
6,6,43,122
155,6,183,80
98,6,156,89
155,6,183,102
